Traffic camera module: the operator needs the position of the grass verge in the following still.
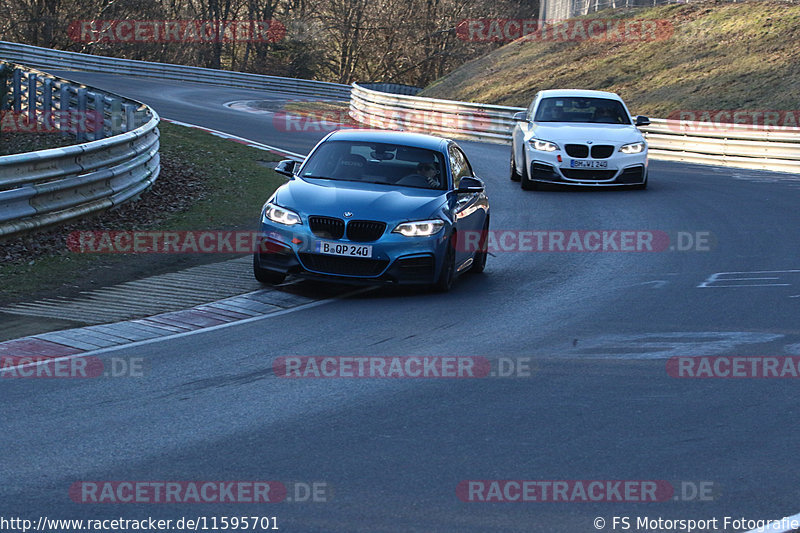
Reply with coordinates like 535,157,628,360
420,0,800,117
0,121,286,305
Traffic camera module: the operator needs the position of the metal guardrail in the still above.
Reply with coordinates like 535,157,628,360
358,83,423,96
0,41,351,100
641,118,800,173
0,62,160,238
349,83,800,174
350,83,522,144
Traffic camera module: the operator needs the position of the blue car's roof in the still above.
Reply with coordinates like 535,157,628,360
325,129,450,152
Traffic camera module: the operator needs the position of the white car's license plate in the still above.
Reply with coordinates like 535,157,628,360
570,159,608,168
315,241,373,258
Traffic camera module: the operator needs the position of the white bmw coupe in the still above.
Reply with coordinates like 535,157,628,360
511,89,650,190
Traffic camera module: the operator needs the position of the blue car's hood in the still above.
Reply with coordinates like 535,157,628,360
274,177,447,222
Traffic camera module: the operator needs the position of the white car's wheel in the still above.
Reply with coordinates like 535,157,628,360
633,171,648,190
510,150,521,182
520,158,539,191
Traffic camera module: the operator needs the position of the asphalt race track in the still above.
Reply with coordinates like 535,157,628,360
2,72,800,532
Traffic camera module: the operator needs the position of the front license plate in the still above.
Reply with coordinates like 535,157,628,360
570,159,608,168
315,241,373,258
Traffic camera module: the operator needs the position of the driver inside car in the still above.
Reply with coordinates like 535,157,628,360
417,162,441,188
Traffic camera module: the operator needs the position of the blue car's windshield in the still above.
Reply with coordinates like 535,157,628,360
534,97,631,124
300,140,447,190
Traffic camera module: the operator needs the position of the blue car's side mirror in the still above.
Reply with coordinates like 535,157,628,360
458,176,485,194
275,159,297,177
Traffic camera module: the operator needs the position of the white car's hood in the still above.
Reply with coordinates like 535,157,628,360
529,123,644,144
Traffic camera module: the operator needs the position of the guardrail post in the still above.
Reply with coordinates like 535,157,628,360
76,87,87,142
12,68,22,113
124,103,136,132
0,57,162,239
26,73,37,124
0,66,11,111
89,91,104,140
42,78,53,132
110,98,123,135
58,82,71,137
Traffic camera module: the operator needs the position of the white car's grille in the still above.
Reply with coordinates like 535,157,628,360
564,144,615,159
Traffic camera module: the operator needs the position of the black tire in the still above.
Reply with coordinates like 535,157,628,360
470,217,490,274
510,150,521,182
520,159,539,191
253,254,286,284
632,171,648,190
432,235,457,292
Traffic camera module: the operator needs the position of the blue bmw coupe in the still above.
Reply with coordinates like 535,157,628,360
253,129,490,291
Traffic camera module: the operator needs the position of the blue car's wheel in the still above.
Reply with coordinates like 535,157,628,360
253,254,286,285
433,235,456,292
470,217,489,274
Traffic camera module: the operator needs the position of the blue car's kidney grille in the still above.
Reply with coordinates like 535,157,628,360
299,253,388,276
346,220,386,242
309,216,345,239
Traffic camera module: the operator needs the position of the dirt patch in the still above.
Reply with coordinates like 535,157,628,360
0,131,76,155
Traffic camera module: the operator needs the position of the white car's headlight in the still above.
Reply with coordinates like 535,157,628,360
620,142,646,154
529,139,559,152
392,219,445,237
263,203,302,226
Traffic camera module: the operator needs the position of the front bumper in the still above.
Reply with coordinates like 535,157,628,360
253,225,448,285
525,147,648,186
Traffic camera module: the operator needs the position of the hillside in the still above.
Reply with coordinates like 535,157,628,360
420,0,800,117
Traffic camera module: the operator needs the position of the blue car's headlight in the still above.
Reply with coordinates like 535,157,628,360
619,142,646,154
263,203,302,226
392,219,445,237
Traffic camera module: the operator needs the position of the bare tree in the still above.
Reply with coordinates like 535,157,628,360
0,0,540,86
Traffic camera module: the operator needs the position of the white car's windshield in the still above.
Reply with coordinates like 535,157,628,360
535,97,631,124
